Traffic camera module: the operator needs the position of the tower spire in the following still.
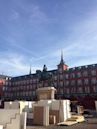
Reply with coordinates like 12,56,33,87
57,50,68,71
60,50,64,64
29,65,32,75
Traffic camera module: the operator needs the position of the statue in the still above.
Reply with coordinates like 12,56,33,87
39,65,53,86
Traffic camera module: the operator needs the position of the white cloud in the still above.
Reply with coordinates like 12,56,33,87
0,52,42,76
3,11,97,76
1,2,97,76
50,11,97,67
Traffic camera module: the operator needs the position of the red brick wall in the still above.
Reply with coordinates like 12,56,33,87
0,80,5,98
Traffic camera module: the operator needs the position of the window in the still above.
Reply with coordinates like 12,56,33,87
78,67,81,70
19,92,22,96
44,83,48,87
19,81,21,85
21,80,24,84
6,77,9,80
14,82,16,85
33,84,36,89
27,85,29,90
26,92,28,96
71,80,75,86
85,65,88,68
20,86,22,90
77,87,83,93
65,81,69,86
29,85,31,89
70,73,75,78
29,91,32,96
83,71,88,77
54,76,57,80
77,72,81,78
60,75,63,80
77,79,82,85
23,92,25,96
60,81,63,86
10,93,12,97
59,68,63,73
60,89,63,94
84,78,89,85
30,79,33,83
17,92,19,96
91,70,96,76
17,81,20,85
85,86,90,93
33,79,36,83
33,91,35,96
91,77,96,84
5,93,7,97
93,86,97,93
5,81,8,85
66,88,70,94
27,80,29,84
24,86,26,90
3,86,5,91
12,87,14,91
23,80,25,85
71,87,76,93
54,82,57,87
9,82,11,86
65,74,69,79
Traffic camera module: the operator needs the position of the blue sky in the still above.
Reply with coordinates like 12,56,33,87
0,0,97,76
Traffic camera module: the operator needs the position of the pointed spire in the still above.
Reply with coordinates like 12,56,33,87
29,65,32,75
60,50,64,64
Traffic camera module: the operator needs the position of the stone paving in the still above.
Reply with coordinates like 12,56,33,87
27,118,97,129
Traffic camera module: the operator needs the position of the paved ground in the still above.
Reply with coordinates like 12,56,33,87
27,118,97,129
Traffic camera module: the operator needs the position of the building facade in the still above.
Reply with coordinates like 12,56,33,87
0,75,10,100
3,55,97,108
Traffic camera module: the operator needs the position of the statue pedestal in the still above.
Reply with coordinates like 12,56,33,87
36,87,56,100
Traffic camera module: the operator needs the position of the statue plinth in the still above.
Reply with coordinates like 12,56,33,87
36,87,56,100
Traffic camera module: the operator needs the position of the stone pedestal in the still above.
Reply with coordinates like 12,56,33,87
36,87,56,100
33,106,49,126
33,87,71,126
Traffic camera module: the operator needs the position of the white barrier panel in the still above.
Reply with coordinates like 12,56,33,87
0,125,3,129
4,102,19,109
0,109,20,125
43,106,49,126
20,112,27,129
0,109,20,129
95,101,97,111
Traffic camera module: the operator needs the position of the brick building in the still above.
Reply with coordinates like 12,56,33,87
0,75,10,100
3,54,97,108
